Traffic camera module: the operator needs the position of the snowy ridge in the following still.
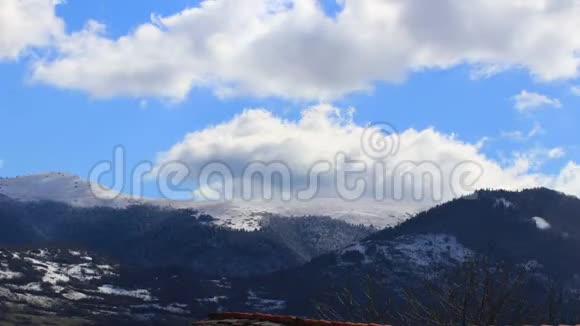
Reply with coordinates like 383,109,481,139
0,172,143,208
168,197,418,230
0,172,420,230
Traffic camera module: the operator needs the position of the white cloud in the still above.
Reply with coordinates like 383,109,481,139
0,0,64,60
502,122,545,141
27,0,580,100
551,161,580,196
510,146,566,173
547,147,566,159
513,90,562,112
571,85,580,95
528,123,546,138
154,104,579,204
469,64,511,80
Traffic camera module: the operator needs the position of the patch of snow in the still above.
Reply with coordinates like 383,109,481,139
208,278,231,289
336,234,473,279
390,234,473,267
522,260,543,272
532,216,551,230
133,303,189,314
494,198,514,208
246,290,286,312
68,251,93,261
22,254,115,285
0,172,143,208
30,249,48,258
0,269,23,280
97,265,116,276
97,285,153,301
19,283,43,292
6,283,42,292
52,285,65,293
63,291,89,301
24,257,70,284
64,263,113,281
196,296,228,303
0,288,60,309
5,283,44,292
170,198,419,231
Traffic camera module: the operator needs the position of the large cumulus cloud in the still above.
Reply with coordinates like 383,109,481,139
25,0,580,100
153,105,578,204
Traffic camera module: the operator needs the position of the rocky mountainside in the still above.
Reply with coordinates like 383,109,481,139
249,188,580,323
2,186,580,324
0,248,192,324
0,195,374,323
368,188,580,276
0,196,373,277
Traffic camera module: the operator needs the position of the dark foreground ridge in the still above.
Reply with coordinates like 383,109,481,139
196,313,391,326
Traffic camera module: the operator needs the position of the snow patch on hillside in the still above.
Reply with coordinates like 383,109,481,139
389,234,473,267
0,172,142,208
0,248,192,320
494,198,514,208
246,290,286,312
340,234,473,275
532,216,551,230
98,285,153,301
0,269,22,280
133,303,189,314
162,197,418,230
195,296,228,303
23,254,115,285
62,291,89,301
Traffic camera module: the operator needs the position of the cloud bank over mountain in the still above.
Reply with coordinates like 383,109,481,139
154,105,580,203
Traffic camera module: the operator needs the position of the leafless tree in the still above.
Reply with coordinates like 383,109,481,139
315,273,393,323
315,256,580,325
398,256,567,326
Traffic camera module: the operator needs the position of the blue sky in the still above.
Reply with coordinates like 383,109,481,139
1,0,579,199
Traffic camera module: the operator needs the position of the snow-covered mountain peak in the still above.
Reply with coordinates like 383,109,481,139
0,172,420,230
0,172,142,208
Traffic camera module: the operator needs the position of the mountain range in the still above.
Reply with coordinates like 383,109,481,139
1,172,580,325
0,172,417,230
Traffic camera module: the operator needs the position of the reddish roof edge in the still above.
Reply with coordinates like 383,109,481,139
205,312,391,326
